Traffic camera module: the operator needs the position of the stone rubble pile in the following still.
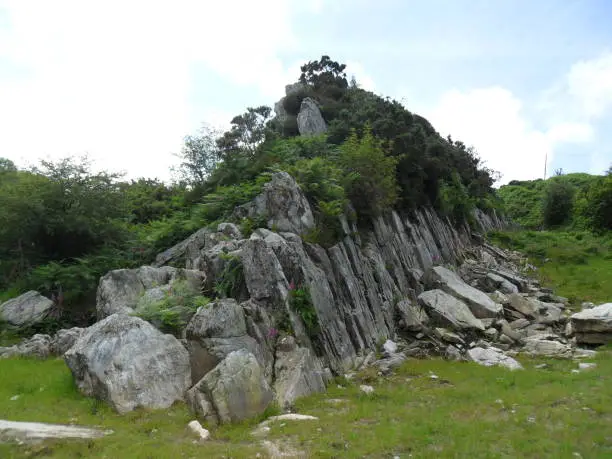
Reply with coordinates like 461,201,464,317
1,172,609,425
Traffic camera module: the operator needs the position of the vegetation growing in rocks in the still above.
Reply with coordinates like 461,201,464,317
134,280,210,336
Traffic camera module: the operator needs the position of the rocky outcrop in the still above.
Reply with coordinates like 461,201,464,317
186,349,273,425
64,314,191,414
234,172,315,235
571,303,612,344
0,291,54,328
296,97,327,136
0,327,84,359
96,266,205,320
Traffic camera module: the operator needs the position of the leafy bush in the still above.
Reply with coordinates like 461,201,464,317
214,254,245,299
542,180,575,228
135,280,210,336
289,285,319,338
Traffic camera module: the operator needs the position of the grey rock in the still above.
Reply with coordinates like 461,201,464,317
217,222,243,240
0,291,54,328
424,266,502,318
571,303,612,344
185,299,269,382
64,314,191,413
96,266,205,320
507,293,538,319
522,335,572,358
234,172,315,235
445,345,464,361
467,346,523,370
50,327,84,355
434,328,465,345
297,97,327,136
274,336,326,408
0,334,52,359
418,289,485,331
509,318,530,330
396,299,429,331
489,291,510,306
485,273,519,294
186,350,273,425
484,328,499,341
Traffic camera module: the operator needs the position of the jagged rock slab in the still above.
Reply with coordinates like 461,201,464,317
0,291,54,328
297,97,327,136
418,289,485,331
186,349,273,425
522,335,572,358
571,303,612,344
424,266,502,318
0,420,112,443
64,314,191,414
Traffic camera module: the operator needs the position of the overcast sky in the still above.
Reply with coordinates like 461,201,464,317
1,0,611,184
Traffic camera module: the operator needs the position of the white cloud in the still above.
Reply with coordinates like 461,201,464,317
346,60,376,92
567,52,612,119
0,0,313,180
424,52,612,185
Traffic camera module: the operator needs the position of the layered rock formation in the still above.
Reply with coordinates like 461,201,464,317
6,171,607,424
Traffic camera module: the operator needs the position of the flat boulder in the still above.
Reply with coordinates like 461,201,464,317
0,291,54,328
467,346,523,370
570,303,612,344
418,289,484,331
64,314,191,414
186,349,273,425
424,266,502,318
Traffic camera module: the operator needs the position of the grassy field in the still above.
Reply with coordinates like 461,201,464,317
1,351,611,459
489,230,612,306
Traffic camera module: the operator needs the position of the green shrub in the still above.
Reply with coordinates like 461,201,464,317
214,254,244,299
542,180,575,228
134,280,210,335
289,285,319,338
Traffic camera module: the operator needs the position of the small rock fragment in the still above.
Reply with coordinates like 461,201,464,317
187,420,210,441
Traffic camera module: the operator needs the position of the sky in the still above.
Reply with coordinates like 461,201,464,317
0,0,611,184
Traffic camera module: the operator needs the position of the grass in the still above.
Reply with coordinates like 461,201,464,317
1,352,612,458
488,229,612,306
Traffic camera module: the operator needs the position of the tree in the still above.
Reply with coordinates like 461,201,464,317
584,175,612,231
299,55,348,90
339,125,398,219
0,157,17,173
542,180,574,227
173,124,221,185
216,106,272,162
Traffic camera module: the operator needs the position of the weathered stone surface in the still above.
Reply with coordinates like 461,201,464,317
0,334,51,359
186,350,273,425
418,289,485,331
522,334,572,358
274,336,326,408
507,293,538,319
571,303,612,344
50,327,84,355
0,420,112,443
395,299,429,331
424,266,502,318
0,291,54,328
485,273,519,294
96,266,205,320
185,299,269,382
65,314,191,414
297,97,327,136
467,346,523,370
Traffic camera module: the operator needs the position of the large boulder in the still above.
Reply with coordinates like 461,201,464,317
570,303,612,344
186,350,273,425
0,334,52,359
64,314,191,414
234,172,315,235
184,298,270,382
96,266,205,320
297,97,327,136
417,290,485,331
0,291,54,328
506,293,538,319
273,336,326,409
424,266,502,318
50,327,85,355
